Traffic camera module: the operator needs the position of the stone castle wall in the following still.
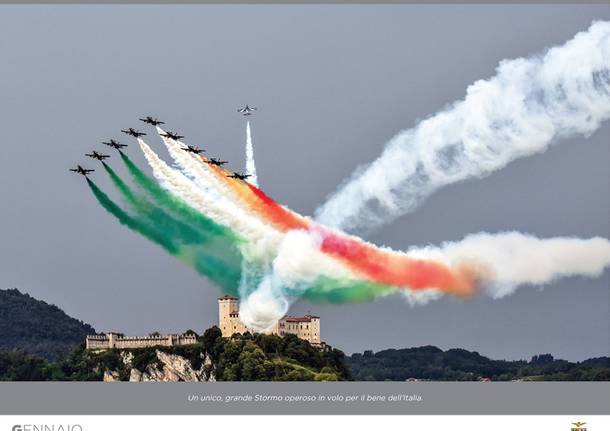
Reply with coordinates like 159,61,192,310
86,333,197,350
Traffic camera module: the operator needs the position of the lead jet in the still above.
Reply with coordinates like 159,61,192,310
205,158,228,166
227,172,251,181
69,165,94,176
121,128,146,138
85,151,110,161
139,116,164,126
182,145,205,154
102,139,127,151
238,105,257,116
161,131,184,140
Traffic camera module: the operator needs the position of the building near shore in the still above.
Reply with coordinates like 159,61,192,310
218,295,321,345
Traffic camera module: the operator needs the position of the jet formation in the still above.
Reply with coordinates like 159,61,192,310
71,107,257,183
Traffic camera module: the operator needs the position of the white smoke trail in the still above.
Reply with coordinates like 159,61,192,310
405,232,610,299
315,21,610,234
245,121,258,186
138,138,281,260
156,126,237,202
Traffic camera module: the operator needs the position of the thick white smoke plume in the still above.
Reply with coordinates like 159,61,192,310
315,21,610,234
406,232,610,299
245,121,258,186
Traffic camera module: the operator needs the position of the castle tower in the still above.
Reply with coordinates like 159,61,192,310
218,295,245,336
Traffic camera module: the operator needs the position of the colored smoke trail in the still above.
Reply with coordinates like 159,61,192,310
81,22,610,334
137,138,282,260
153,128,371,288
103,162,138,205
120,151,236,242
315,21,610,235
87,179,177,254
240,230,610,331
98,165,244,292
155,125,303,232
245,121,258,186
103,162,211,247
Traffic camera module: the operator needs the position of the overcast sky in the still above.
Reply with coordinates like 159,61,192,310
0,5,608,361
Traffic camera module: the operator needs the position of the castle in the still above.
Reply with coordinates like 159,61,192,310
86,333,197,350
85,296,321,350
218,295,321,345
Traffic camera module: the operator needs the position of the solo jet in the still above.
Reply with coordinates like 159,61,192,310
227,172,251,181
205,158,228,166
102,139,127,150
161,131,184,140
238,105,257,116
139,116,164,126
121,128,146,138
69,165,94,176
182,145,205,154
85,151,110,161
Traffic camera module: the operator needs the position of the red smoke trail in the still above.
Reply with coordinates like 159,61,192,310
246,183,477,295
198,155,477,295
246,183,309,230
313,226,477,295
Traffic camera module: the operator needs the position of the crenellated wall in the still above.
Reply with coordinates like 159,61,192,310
85,333,197,350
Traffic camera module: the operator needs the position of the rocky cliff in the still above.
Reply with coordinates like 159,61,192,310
102,350,215,382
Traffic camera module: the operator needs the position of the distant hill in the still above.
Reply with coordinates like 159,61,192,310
0,288,96,360
347,346,610,381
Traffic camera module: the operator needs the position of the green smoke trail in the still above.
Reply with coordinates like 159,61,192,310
101,161,245,292
89,178,243,291
87,179,178,254
301,277,396,303
120,152,236,242
102,162,139,206
103,162,207,246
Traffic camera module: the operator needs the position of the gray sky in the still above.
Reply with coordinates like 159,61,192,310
0,5,608,361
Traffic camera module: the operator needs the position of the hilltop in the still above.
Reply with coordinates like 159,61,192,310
0,327,350,381
0,288,96,360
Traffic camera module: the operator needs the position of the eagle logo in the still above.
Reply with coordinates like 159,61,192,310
571,422,587,431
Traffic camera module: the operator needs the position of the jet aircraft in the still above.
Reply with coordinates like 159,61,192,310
182,145,205,154
139,116,164,126
85,151,110,161
102,139,127,150
161,131,184,140
205,158,228,166
238,105,257,116
69,165,94,176
227,172,251,181
121,128,146,138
